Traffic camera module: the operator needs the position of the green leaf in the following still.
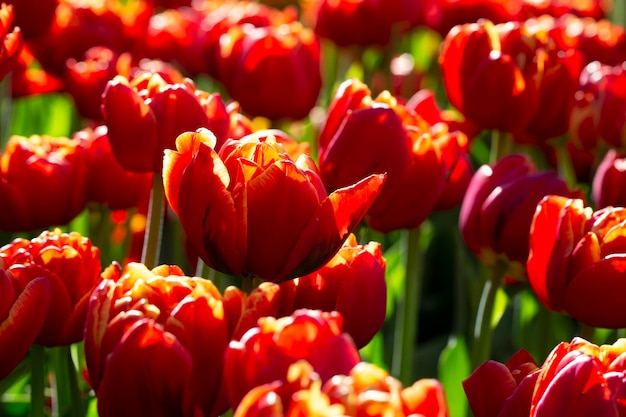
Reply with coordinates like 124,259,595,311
359,332,388,371
438,336,471,417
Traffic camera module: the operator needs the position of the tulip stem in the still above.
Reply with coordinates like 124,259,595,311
472,262,504,368
392,227,423,387
489,130,513,164
51,346,83,417
30,345,46,417
579,323,597,343
142,175,165,269
555,143,577,189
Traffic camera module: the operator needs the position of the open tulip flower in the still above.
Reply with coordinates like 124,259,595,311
0,229,101,346
0,262,50,380
84,262,237,417
318,78,446,233
223,309,362,410
0,134,88,232
163,128,385,283
234,360,449,417
528,195,626,328
101,70,250,172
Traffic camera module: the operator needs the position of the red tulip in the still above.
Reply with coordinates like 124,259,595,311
423,0,523,36
4,0,57,40
464,349,540,417
318,79,446,233
592,149,626,209
101,71,245,172
0,229,101,346
223,309,362,410
528,195,626,328
530,337,626,416
163,128,385,282
0,134,88,232
0,3,22,81
216,21,321,120
0,264,50,379
459,154,579,280
84,262,235,417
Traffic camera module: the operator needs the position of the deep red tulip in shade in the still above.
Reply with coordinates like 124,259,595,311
0,262,50,379
163,128,385,282
307,0,421,47
0,229,101,346
101,71,240,172
10,46,64,98
84,262,233,417
216,21,321,120
569,61,626,150
530,337,626,416
0,3,23,81
318,79,446,233
593,149,626,209
527,195,626,328
464,349,540,417
0,134,88,232
234,360,449,417
459,154,579,281
282,233,386,348
4,0,57,40
223,309,361,409
439,17,583,139
75,125,152,211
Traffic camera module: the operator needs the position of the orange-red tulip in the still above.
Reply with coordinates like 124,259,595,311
0,134,88,232
528,195,626,328
0,229,101,346
0,3,22,81
0,263,50,379
84,262,235,417
101,71,247,172
216,21,321,120
463,349,540,417
530,337,626,416
223,309,362,410
164,128,385,282
318,79,446,233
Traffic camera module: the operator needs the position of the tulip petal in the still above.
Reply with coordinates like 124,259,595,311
402,378,449,417
463,360,517,417
0,275,50,380
275,173,385,282
563,256,626,328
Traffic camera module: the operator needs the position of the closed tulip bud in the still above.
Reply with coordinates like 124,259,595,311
216,21,321,120
528,195,626,328
0,229,101,346
531,337,626,416
460,154,579,281
0,134,88,232
84,262,232,417
464,349,540,417
592,149,626,208
0,263,50,379
0,4,23,81
163,128,385,283
223,309,361,410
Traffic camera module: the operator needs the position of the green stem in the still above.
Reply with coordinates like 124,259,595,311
51,346,82,417
472,264,504,368
579,323,597,343
30,345,46,417
241,276,254,294
391,227,422,386
489,130,513,164
141,174,165,269
555,143,577,189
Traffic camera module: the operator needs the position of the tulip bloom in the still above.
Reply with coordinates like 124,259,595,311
592,149,626,209
318,79,446,233
463,349,540,417
0,229,101,346
0,134,88,232
163,128,385,283
530,337,626,416
223,309,362,409
0,264,50,379
84,262,237,417
216,21,321,120
459,154,578,280
528,195,626,328
101,71,249,172
234,360,449,417
0,3,23,81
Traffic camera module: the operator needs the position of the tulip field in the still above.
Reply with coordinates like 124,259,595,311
2,0,626,416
